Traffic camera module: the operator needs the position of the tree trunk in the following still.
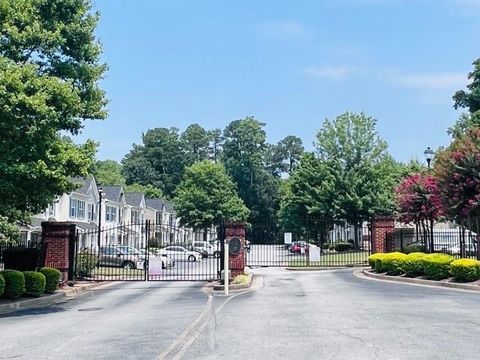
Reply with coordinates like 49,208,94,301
354,222,359,250
204,228,208,242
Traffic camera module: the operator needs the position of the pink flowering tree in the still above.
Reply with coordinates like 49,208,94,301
435,129,480,247
396,173,444,251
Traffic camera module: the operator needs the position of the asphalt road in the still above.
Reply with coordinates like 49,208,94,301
185,268,480,360
0,281,210,360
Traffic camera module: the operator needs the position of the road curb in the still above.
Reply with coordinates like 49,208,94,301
286,266,365,271
212,273,253,291
357,269,480,293
0,281,113,315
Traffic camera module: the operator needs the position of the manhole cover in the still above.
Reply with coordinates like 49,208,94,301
78,307,103,312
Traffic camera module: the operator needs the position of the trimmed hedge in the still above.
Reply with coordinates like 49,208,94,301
450,259,480,282
0,270,25,299
368,253,385,268
402,252,426,277
403,244,426,254
0,273,4,298
334,242,354,252
40,267,61,294
382,252,408,275
422,253,455,280
76,251,97,278
23,271,46,297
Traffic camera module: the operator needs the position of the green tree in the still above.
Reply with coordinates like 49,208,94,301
90,160,126,186
181,124,210,164
174,161,249,239
0,0,106,228
207,128,224,163
122,128,185,198
315,112,396,247
222,117,280,243
125,183,163,199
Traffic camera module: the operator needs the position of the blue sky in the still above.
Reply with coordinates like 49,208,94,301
76,0,480,163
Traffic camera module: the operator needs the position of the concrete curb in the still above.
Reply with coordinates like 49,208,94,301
358,269,480,293
0,281,113,315
212,273,253,291
286,266,366,271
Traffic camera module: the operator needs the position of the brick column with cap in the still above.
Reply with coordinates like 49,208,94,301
371,216,395,253
225,222,246,278
41,222,76,284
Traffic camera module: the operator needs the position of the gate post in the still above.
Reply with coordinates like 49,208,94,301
371,216,395,253
225,222,246,279
41,222,77,284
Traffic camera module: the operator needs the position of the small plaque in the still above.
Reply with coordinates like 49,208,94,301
229,237,242,256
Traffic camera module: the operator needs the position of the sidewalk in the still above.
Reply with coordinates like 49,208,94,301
0,281,113,315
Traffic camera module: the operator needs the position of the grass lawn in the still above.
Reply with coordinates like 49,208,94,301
91,266,146,278
288,251,370,267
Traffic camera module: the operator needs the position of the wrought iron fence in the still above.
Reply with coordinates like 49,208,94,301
0,236,43,271
72,221,222,281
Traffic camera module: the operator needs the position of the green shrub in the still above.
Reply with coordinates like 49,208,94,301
232,274,249,285
402,252,426,277
334,242,354,252
368,253,385,268
373,254,389,273
450,259,480,282
39,267,61,293
23,271,46,297
0,273,4,297
76,251,97,278
422,253,455,280
403,243,426,254
0,270,25,299
382,252,408,275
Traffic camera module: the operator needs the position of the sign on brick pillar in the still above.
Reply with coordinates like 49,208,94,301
225,222,246,278
371,216,395,253
41,222,76,285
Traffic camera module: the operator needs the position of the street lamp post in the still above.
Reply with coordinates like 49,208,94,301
97,188,105,249
424,147,434,170
423,147,435,253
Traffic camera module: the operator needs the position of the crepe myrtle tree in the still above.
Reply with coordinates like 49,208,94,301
396,173,444,252
435,128,480,258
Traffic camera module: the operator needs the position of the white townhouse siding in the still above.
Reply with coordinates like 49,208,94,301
125,193,146,248
100,186,128,246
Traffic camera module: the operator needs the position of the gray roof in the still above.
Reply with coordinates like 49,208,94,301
146,198,175,213
71,176,95,195
125,193,144,207
101,186,123,202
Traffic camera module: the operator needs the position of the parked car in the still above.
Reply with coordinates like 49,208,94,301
98,246,144,269
289,241,309,254
158,246,203,262
193,241,221,258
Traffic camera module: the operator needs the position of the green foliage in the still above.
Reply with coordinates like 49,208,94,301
125,184,163,199
76,251,97,278
0,270,25,299
91,160,126,186
232,274,250,285
453,58,480,114
368,253,385,268
0,216,20,243
23,271,46,297
181,124,210,164
265,136,304,176
450,259,480,282
403,243,426,254
122,128,185,198
373,254,389,273
0,273,4,297
422,253,455,280
381,252,408,275
40,267,61,293
402,252,426,277
0,0,107,223
333,242,354,252
174,161,250,229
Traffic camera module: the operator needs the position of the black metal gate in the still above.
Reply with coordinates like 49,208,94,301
72,221,222,281
246,221,372,268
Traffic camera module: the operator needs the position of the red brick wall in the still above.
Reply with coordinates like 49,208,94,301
371,217,395,253
225,222,246,278
41,222,76,284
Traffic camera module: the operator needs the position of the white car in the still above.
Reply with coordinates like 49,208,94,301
193,241,221,258
138,249,175,269
158,246,202,262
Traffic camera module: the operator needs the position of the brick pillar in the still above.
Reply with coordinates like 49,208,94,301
41,222,76,284
225,222,246,278
371,216,395,253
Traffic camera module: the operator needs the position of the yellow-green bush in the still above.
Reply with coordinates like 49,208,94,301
402,252,426,277
368,253,385,269
381,252,408,275
450,259,480,282
422,253,455,280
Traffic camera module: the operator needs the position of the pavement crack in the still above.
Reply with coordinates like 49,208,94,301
336,329,381,359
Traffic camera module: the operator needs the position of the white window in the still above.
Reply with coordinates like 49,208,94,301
88,204,95,221
48,204,56,217
69,198,85,219
131,210,139,224
106,206,117,222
